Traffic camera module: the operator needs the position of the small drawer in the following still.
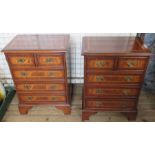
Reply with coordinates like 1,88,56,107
16,83,65,91
86,74,143,84
12,70,65,79
19,94,66,102
85,99,137,109
86,87,139,97
86,57,114,70
37,54,64,67
7,54,35,67
118,57,148,70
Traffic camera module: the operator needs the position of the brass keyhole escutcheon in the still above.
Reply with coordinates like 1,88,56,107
46,58,54,63
96,61,106,67
127,60,136,68
20,72,28,77
96,75,104,82
27,96,33,101
17,58,26,64
125,76,133,82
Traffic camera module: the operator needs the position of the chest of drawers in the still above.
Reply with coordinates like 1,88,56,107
82,36,151,121
2,35,71,115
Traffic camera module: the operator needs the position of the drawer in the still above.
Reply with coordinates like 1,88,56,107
86,87,139,97
86,57,114,70
86,74,143,83
19,94,66,102
118,57,148,70
12,70,65,79
7,54,35,67
37,54,64,67
85,99,137,110
16,82,65,91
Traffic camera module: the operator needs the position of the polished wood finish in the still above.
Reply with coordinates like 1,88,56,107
3,34,71,115
82,36,151,121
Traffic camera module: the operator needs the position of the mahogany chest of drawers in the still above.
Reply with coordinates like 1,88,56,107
3,34,71,114
82,36,151,121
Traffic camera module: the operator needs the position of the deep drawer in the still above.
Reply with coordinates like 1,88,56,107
86,87,140,97
19,94,66,102
16,82,65,91
86,73,143,83
12,70,65,79
85,98,137,110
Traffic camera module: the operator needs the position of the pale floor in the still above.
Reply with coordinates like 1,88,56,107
2,85,155,122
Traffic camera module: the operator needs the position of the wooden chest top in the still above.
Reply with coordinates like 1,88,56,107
2,34,70,52
82,36,151,56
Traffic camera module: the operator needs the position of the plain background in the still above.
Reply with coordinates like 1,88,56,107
0,1,155,155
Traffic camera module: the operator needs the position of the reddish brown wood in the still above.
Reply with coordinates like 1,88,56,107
82,111,97,121
82,36,151,121
55,106,71,115
3,35,71,115
18,105,33,115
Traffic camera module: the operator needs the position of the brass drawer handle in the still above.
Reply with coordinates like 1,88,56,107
48,72,54,76
24,84,31,90
50,85,57,89
20,72,28,77
96,75,104,82
125,76,133,82
17,58,26,64
45,58,54,63
51,97,57,101
122,89,130,95
127,61,136,68
96,61,106,67
96,89,104,94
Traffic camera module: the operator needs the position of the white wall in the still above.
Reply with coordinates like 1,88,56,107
0,33,136,85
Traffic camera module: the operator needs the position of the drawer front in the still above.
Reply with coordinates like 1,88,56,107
86,57,114,70
37,54,64,67
13,70,65,79
16,83,65,91
19,94,66,102
7,54,35,67
118,57,148,70
86,74,143,83
85,99,136,109
86,87,139,97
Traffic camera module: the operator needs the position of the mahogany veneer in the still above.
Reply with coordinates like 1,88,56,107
2,34,71,115
82,36,151,121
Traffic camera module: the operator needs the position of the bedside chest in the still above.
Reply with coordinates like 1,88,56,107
82,36,151,121
2,35,72,115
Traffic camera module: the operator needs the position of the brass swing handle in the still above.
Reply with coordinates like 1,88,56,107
17,58,26,64
124,76,133,82
96,89,105,94
24,84,32,90
45,58,54,63
127,60,136,68
96,75,105,82
96,61,107,67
